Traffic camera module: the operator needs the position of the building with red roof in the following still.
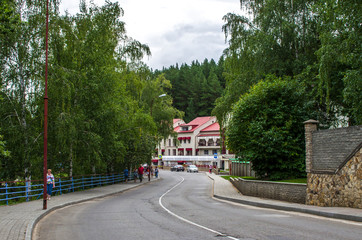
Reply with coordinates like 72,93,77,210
155,116,233,169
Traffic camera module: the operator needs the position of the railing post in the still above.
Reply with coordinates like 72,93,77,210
5,183,8,205
59,178,62,195
71,177,74,192
26,181,29,202
82,176,84,190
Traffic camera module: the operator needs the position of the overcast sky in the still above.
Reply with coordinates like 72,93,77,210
60,0,243,70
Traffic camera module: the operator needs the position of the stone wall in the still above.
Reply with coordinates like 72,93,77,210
230,178,306,204
306,149,362,208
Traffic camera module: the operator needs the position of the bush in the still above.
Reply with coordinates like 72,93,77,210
226,75,313,180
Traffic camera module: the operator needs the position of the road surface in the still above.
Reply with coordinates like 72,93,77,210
33,171,362,240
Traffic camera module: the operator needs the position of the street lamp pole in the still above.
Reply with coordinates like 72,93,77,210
150,94,166,170
150,94,166,117
43,0,49,210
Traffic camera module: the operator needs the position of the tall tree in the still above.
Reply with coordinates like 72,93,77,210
226,76,314,180
0,0,51,180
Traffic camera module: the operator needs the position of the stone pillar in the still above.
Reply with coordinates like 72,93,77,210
303,120,319,173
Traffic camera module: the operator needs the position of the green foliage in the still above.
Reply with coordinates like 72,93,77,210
0,1,180,181
0,0,46,180
213,0,361,181
314,0,362,125
0,0,20,59
215,0,361,128
156,58,225,122
226,76,312,180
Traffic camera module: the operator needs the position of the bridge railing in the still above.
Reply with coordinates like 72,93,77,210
0,173,132,206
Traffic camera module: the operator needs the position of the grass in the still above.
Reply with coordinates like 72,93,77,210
272,178,307,184
221,175,307,184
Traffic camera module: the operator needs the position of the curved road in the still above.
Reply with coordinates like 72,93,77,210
34,171,362,240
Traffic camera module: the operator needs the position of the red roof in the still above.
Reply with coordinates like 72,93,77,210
173,118,182,124
174,126,181,132
179,116,214,133
200,122,220,132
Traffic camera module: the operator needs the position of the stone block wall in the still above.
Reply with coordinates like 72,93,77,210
230,178,306,204
306,149,362,208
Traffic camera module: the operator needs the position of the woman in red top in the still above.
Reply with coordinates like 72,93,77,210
138,165,144,182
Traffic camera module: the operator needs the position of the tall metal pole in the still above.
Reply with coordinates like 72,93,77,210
43,0,49,210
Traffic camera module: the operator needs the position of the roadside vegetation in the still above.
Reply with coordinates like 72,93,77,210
213,0,361,180
0,1,182,181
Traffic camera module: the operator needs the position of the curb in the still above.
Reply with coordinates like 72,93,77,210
28,178,160,240
207,174,362,223
213,195,362,223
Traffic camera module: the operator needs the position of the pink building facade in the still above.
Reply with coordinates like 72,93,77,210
155,116,233,169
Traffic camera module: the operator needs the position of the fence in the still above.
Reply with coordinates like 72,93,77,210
230,161,256,177
0,173,130,206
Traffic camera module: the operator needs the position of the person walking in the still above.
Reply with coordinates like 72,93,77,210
46,169,55,200
123,168,129,183
154,166,159,178
138,164,144,182
133,168,138,183
147,166,151,181
209,164,212,174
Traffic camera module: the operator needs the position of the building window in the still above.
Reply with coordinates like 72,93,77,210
168,149,170,155
204,150,209,155
173,149,176,155
188,139,191,144
207,139,214,146
213,149,217,155
184,139,186,143
198,139,206,146
181,126,188,131
169,139,171,146
216,138,220,146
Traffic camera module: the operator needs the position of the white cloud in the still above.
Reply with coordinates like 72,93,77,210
59,0,243,69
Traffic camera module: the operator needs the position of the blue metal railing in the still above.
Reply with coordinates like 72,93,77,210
0,172,132,206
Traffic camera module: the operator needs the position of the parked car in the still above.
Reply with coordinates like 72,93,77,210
187,165,198,173
170,165,185,172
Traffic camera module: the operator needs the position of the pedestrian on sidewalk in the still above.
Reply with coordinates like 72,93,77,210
209,165,212,174
155,166,159,178
47,169,55,200
147,166,151,181
123,168,129,183
133,168,138,183
138,164,144,182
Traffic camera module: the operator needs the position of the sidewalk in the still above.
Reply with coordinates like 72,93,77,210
207,173,362,223
0,178,158,240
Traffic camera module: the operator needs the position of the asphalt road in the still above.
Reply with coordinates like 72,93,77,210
34,171,362,240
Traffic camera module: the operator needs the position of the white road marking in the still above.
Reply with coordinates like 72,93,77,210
159,176,240,240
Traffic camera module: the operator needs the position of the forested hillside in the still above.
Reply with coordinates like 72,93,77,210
154,58,225,122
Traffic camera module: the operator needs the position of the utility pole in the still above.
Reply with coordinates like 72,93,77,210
43,0,49,210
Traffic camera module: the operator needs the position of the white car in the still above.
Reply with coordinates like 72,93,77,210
187,165,198,173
